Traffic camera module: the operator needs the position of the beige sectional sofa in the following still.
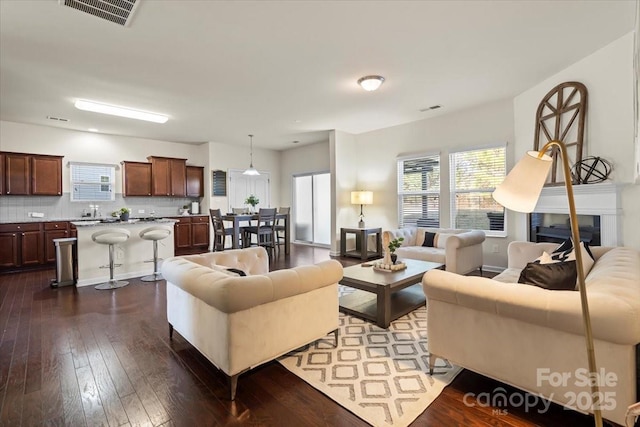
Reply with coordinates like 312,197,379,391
161,247,343,399
422,241,640,425
383,227,485,274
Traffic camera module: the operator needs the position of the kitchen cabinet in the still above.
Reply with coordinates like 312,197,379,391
0,223,43,268
44,222,70,263
4,153,30,195
0,152,4,195
186,166,204,198
1,152,63,196
148,156,187,197
122,161,152,196
31,155,62,195
171,216,210,255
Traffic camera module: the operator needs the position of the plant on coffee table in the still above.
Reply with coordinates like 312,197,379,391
388,237,404,264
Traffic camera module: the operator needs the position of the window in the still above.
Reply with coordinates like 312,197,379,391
70,162,116,202
397,154,440,228
449,145,506,236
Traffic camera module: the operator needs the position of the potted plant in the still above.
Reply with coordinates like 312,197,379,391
245,195,259,213
388,237,404,264
119,207,131,222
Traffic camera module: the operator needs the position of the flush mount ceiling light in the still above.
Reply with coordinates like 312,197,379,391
357,75,385,91
243,134,260,176
74,99,169,123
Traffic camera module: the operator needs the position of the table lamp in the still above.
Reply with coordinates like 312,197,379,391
351,191,373,228
492,140,602,427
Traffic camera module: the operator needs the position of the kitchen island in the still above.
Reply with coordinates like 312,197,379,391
71,219,177,287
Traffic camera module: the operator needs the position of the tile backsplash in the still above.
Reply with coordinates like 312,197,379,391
0,194,199,222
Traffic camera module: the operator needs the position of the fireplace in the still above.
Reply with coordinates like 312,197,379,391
530,182,623,247
529,213,601,245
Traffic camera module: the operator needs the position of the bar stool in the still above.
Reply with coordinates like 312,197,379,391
91,228,131,290
139,226,172,281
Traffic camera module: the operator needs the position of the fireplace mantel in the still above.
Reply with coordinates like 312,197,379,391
533,182,624,246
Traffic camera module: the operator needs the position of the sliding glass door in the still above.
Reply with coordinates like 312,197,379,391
293,172,330,246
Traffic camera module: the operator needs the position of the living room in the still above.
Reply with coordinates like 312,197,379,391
1,1,639,426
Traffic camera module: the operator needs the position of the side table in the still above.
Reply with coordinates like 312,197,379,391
340,227,382,261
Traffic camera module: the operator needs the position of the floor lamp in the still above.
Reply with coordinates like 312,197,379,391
492,140,602,427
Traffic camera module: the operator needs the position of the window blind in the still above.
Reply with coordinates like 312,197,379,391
70,163,115,202
397,154,440,228
211,170,227,196
449,146,506,234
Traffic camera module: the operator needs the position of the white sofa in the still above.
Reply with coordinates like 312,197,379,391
383,227,485,275
161,247,343,399
422,241,640,425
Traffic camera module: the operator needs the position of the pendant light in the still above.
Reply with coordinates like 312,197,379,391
243,134,260,176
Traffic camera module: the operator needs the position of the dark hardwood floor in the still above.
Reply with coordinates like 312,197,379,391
0,244,595,426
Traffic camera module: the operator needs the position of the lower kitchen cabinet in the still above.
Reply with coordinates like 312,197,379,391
171,216,210,255
44,222,71,263
0,223,44,268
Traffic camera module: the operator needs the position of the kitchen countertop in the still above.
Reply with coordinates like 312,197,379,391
71,218,178,227
0,214,208,225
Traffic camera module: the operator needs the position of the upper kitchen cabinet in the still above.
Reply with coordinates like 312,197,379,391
2,152,63,196
186,166,204,198
31,155,63,195
122,161,152,196
148,156,186,197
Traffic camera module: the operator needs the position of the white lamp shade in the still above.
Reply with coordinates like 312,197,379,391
243,166,260,176
351,191,373,205
492,151,552,213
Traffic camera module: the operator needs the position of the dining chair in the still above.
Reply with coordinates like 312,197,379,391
242,208,277,257
275,207,290,255
209,209,234,251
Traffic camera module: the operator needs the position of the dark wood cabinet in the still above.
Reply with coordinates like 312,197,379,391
0,152,4,195
5,153,30,195
186,166,204,198
0,223,43,268
2,152,63,196
148,156,187,197
191,216,209,248
43,222,70,263
0,232,19,268
31,155,62,195
171,216,210,255
122,161,152,196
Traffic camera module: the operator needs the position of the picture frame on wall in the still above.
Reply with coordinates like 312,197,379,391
212,169,227,196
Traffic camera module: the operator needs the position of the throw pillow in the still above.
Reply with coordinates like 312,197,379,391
211,264,246,277
434,233,454,249
551,239,595,279
422,232,436,247
518,260,578,290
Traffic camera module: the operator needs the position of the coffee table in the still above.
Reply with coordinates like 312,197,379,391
339,259,444,329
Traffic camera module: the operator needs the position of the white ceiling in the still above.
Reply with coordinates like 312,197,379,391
0,0,635,150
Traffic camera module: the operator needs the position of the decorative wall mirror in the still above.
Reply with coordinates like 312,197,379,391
534,81,588,186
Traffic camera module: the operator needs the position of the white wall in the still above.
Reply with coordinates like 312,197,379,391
514,32,640,250
352,99,516,268
330,130,358,255
279,140,330,209
206,140,281,213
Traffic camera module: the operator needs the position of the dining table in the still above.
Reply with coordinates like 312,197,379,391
221,212,290,255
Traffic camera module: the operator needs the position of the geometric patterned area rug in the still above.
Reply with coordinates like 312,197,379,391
278,304,462,427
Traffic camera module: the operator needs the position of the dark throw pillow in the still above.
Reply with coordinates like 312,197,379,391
422,231,436,247
518,260,577,291
226,268,247,277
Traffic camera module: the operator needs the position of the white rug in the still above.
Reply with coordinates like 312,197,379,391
278,305,462,427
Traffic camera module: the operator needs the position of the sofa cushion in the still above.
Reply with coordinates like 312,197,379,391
551,240,595,280
395,246,446,265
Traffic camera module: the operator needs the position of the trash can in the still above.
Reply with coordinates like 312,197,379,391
51,237,77,288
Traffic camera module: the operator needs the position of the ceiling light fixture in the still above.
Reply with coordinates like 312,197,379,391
243,134,260,176
88,128,99,132
74,99,169,123
357,75,385,91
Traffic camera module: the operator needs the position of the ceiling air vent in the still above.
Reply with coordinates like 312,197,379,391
59,0,140,27
47,116,70,122
419,105,443,113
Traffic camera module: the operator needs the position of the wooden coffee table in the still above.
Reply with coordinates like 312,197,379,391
339,259,444,329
